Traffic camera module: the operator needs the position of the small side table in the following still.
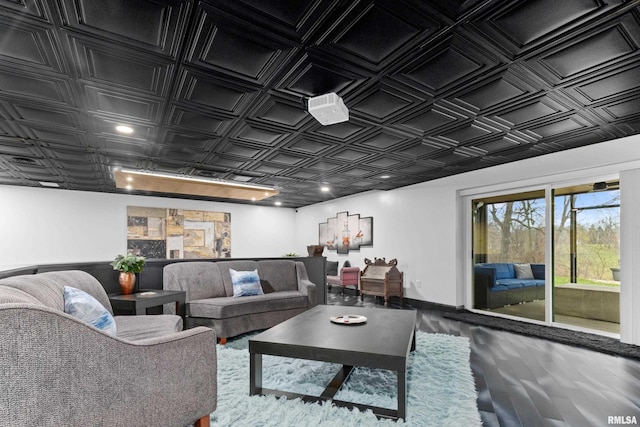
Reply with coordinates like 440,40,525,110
108,289,186,320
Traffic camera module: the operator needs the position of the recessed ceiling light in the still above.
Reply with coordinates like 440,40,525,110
275,201,282,206
380,175,391,179
116,125,134,134
39,181,60,188
321,186,330,192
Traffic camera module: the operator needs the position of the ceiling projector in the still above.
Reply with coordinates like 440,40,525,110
308,93,349,125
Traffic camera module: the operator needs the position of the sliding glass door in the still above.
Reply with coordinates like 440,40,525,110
472,191,546,322
553,182,620,334
471,180,620,335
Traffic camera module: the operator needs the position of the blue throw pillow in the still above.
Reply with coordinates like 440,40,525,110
230,269,264,297
64,286,117,335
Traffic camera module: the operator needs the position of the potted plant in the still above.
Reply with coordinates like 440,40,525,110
111,253,146,294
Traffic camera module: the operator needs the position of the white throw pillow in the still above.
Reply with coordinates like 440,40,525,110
514,263,534,279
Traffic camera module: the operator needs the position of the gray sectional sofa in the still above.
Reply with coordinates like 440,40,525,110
163,259,317,342
0,270,216,427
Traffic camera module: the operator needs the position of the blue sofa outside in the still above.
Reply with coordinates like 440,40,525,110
474,263,545,309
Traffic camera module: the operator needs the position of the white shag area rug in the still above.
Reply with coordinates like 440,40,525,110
210,331,481,426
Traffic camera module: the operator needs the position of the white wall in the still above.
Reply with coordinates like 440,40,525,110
295,183,458,305
0,186,297,268
295,134,640,344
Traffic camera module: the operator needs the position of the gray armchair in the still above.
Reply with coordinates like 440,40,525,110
0,270,217,427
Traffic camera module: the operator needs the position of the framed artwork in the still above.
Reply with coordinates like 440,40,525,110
319,211,373,254
126,206,231,259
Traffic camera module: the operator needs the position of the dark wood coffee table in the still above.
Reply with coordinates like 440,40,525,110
249,305,417,420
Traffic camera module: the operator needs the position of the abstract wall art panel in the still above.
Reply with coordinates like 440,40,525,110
126,206,231,259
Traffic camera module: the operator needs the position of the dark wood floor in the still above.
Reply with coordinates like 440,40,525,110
327,287,640,427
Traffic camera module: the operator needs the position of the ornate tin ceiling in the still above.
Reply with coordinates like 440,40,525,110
0,0,638,208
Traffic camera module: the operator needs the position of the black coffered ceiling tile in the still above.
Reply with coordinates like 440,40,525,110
529,114,593,139
221,0,334,43
188,5,296,85
312,120,367,140
493,96,568,127
90,137,150,158
207,155,247,170
154,145,209,165
70,37,173,96
160,130,217,151
217,142,265,160
404,47,480,94
331,3,420,64
397,105,462,136
57,0,191,56
234,0,314,28
167,106,232,136
39,146,96,164
0,0,49,19
251,163,285,175
349,179,379,189
265,152,307,166
427,0,488,20
306,158,343,173
456,72,537,112
232,124,288,146
472,136,523,154
252,98,310,128
276,53,366,98
6,101,80,129
341,167,374,177
85,87,161,123
357,131,406,150
316,0,440,71
595,95,640,122
0,67,72,104
433,148,474,164
351,83,419,122
440,122,495,145
288,169,317,179
0,16,63,72
530,13,640,85
24,126,87,147
618,119,640,134
365,155,404,169
175,70,259,115
471,0,604,57
564,63,640,105
399,141,442,159
284,136,332,154
329,148,370,162
396,33,498,96
0,137,41,157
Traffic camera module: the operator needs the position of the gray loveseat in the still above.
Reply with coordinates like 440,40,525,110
0,270,216,427
163,259,317,343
